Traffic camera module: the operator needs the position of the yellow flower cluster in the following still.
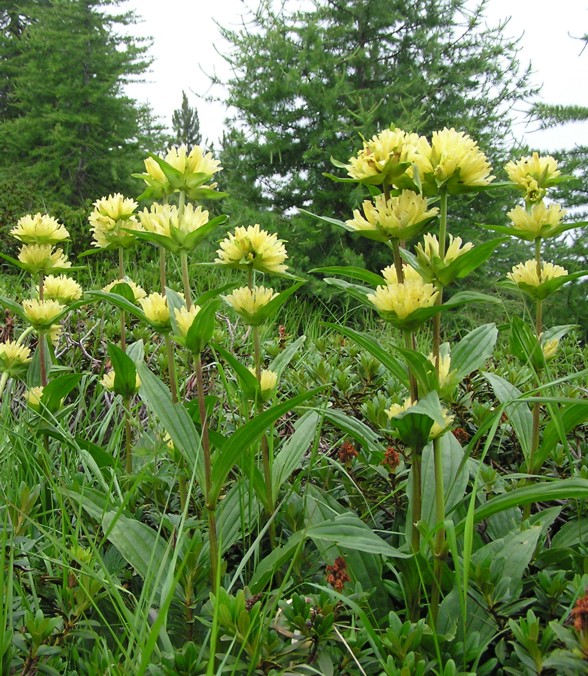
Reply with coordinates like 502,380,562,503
11,213,69,245
23,299,65,329
40,275,82,303
507,202,565,241
0,340,31,374
346,191,438,241
139,202,210,251
139,293,170,330
216,224,288,274
507,260,568,288
345,126,493,193
505,152,560,202
223,286,277,325
381,264,423,285
89,193,141,249
100,370,141,393
369,277,439,320
174,305,201,337
248,367,278,401
18,244,71,275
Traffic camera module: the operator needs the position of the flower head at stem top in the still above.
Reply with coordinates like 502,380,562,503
505,152,560,203
10,213,70,245
18,244,71,275
414,233,474,284
345,127,423,186
508,260,567,287
368,276,439,327
22,299,65,330
0,340,32,376
215,224,288,274
174,304,201,338
140,144,222,198
345,190,438,242
139,292,171,331
417,127,494,194
248,367,278,402
39,275,82,303
89,193,141,249
507,201,566,241
223,286,277,326
139,202,211,253
100,369,141,394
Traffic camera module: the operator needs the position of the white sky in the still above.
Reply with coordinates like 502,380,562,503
124,0,588,150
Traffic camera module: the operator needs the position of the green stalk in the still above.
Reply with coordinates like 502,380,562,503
38,271,47,387
123,396,133,474
430,188,449,624
529,237,543,474
410,446,423,554
0,371,9,403
196,352,219,585
249,266,276,544
118,247,126,351
159,246,167,293
180,250,193,310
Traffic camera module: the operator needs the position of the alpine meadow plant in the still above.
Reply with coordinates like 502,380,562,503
1,125,588,674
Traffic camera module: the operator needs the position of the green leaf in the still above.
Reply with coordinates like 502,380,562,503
484,372,533,461
184,300,220,354
534,400,588,472
268,335,306,378
389,391,446,448
86,290,146,322
41,373,81,411
436,238,508,286
137,363,204,485
456,479,588,534
107,343,138,397
209,387,322,504
0,295,26,321
212,342,259,401
102,511,182,597
249,532,306,593
273,410,321,502
310,265,383,287
451,323,498,381
509,316,545,371
322,407,386,457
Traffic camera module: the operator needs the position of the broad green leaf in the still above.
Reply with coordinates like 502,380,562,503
40,373,81,411
484,372,533,461
451,324,498,381
137,362,204,485
268,335,306,378
509,316,545,371
308,514,409,557
107,343,138,397
388,391,446,449
209,387,322,504
212,343,259,400
184,300,220,354
102,511,182,597
249,531,306,593
456,478,588,535
551,518,588,549
310,266,384,287
273,410,321,502
420,433,468,529
86,290,146,322
534,400,588,472
322,407,386,457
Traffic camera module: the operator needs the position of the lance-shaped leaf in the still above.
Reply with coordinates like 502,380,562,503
451,323,498,381
209,387,322,505
509,316,547,371
310,265,383,287
534,400,588,472
86,290,146,322
268,335,306,379
212,343,260,401
500,269,588,301
107,343,139,398
38,373,82,412
184,300,220,355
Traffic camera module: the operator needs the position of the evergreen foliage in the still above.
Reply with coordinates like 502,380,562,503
217,0,538,276
171,90,202,148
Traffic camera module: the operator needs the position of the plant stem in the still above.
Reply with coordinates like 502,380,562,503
165,334,178,403
196,352,219,585
0,372,9,403
180,250,193,310
430,188,448,623
123,396,133,473
410,447,423,554
527,237,543,500
38,272,48,387
118,247,126,351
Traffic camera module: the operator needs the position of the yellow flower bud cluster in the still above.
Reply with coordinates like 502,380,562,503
139,292,171,331
368,274,439,321
507,260,567,288
89,193,141,249
139,202,210,252
223,286,277,326
216,224,288,274
102,278,147,302
505,152,560,204
11,213,72,275
387,397,454,440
